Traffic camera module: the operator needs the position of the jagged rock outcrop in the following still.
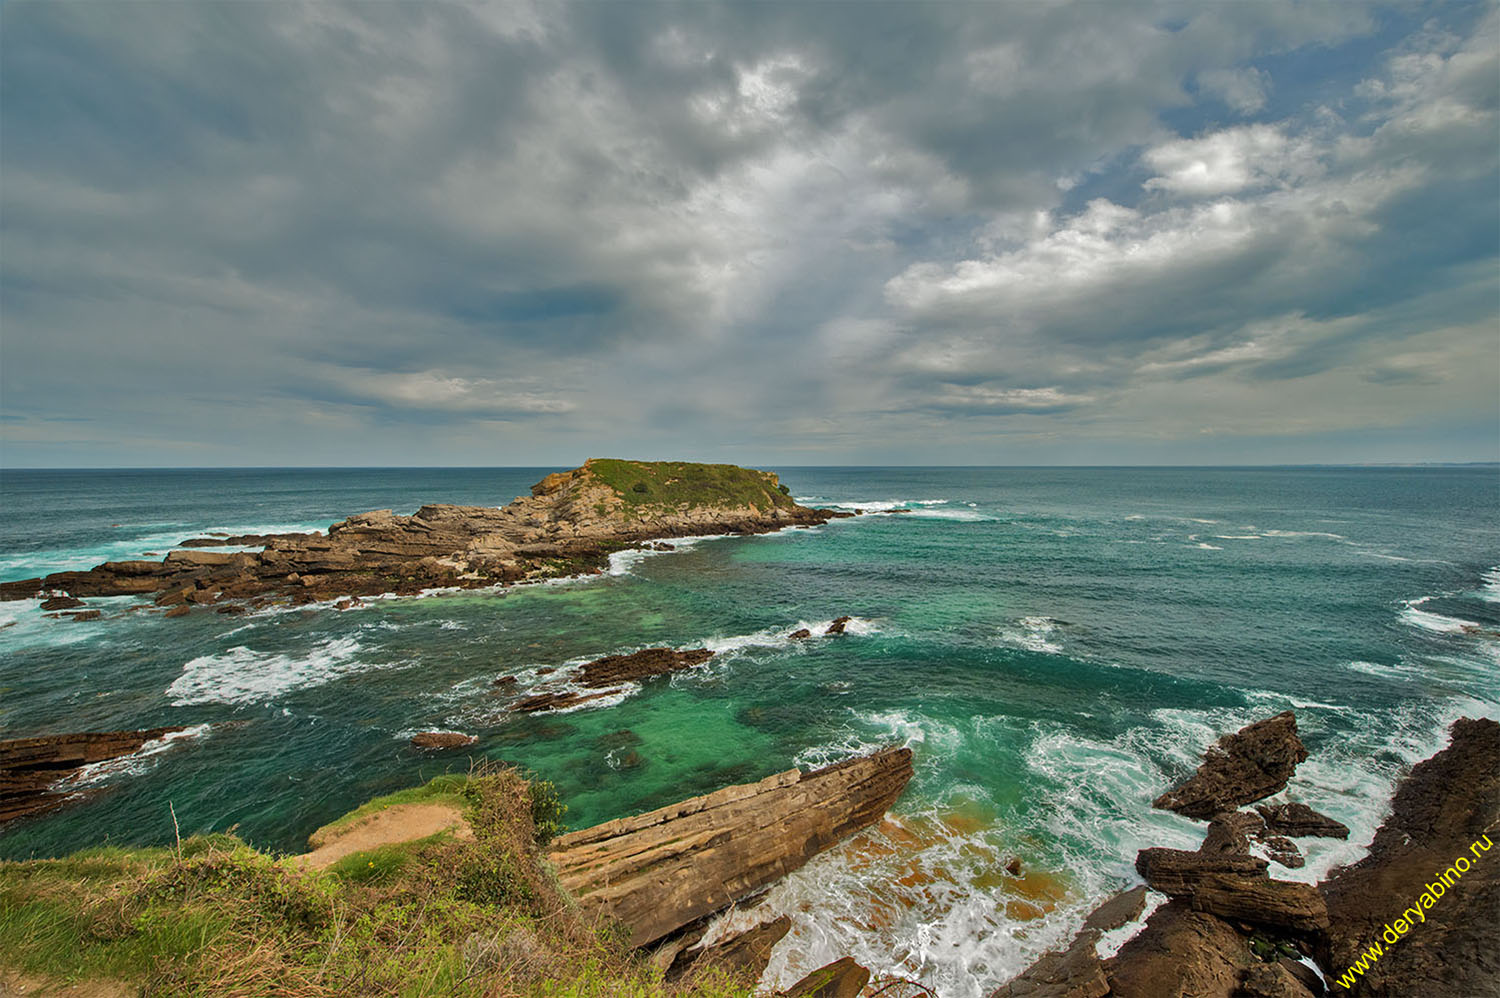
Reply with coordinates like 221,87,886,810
1104,901,1257,998
1154,713,1309,820
0,728,185,822
548,747,913,947
2,460,850,608
1318,717,1500,996
509,647,716,714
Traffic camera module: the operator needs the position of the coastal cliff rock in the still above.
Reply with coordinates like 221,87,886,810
1103,902,1257,998
1318,717,1500,996
2,460,850,607
1154,712,1308,820
547,747,913,947
0,728,185,822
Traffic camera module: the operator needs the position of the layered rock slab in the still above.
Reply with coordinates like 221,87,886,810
547,747,913,947
0,728,185,822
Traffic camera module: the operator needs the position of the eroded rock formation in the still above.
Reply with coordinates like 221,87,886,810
510,647,716,714
548,747,913,947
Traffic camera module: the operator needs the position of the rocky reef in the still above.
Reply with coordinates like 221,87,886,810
0,459,848,611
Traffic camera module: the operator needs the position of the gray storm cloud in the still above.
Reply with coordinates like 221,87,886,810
1,1,1494,466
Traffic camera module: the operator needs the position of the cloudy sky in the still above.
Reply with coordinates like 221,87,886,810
2,1,1496,467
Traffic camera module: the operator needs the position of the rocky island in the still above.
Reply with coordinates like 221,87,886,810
0,460,849,612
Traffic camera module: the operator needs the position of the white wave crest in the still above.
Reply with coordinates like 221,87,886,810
1400,596,1480,634
167,636,392,705
999,616,1062,654
73,723,214,786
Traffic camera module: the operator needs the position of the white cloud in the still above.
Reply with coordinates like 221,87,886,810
1196,66,1271,114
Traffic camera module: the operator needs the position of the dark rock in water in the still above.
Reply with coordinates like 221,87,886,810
215,604,247,615
66,610,103,622
164,604,191,618
492,675,518,690
577,647,713,687
1137,846,1270,889
0,727,187,823
40,596,85,610
1083,885,1149,933
1236,961,1317,997
789,628,812,640
548,747,912,948
782,957,870,998
1005,856,1023,877
409,732,478,750
664,914,790,983
1104,901,1255,998
824,616,852,635
1154,713,1309,820
1255,802,1349,840
512,689,622,714
1319,717,1499,996
1258,835,1304,870
1203,811,1267,855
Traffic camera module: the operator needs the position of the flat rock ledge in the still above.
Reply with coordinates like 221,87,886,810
995,712,1499,998
1,460,849,610
548,746,913,948
0,728,186,823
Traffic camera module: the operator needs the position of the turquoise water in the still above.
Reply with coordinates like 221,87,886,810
2,466,1497,994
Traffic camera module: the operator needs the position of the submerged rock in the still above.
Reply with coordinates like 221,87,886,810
548,747,913,947
409,732,478,750
1154,713,1309,820
824,616,852,635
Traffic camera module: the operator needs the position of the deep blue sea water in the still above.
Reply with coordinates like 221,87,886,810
2,466,1497,994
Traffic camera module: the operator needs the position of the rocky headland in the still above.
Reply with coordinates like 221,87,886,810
0,459,849,612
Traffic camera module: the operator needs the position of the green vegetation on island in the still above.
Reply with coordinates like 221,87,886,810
584,459,798,515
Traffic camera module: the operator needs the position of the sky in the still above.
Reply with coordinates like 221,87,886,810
1,1,1497,468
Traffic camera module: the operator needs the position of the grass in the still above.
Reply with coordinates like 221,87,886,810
585,460,799,516
0,766,759,998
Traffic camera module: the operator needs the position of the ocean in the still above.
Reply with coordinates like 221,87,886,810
2,466,1497,995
